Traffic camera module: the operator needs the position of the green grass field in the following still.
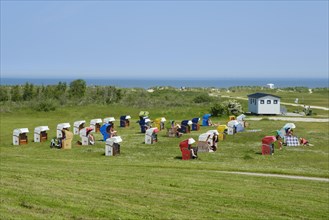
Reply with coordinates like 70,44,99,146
1,90,329,219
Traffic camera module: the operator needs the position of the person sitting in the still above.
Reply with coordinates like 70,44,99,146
86,128,95,145
210,133,219,152
188,138,198,159
299,137,309,146
175,123,183,137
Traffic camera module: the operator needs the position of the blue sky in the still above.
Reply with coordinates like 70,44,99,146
1,1,328,79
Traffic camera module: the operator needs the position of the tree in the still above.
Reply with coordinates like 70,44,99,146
22,83,34,101
10,85,22,102
0,86,9,101
68,79,86,99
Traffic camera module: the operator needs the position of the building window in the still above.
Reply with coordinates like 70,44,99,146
274,100,278,104
260,100,264,104
267,100,271,104
250,99,252,104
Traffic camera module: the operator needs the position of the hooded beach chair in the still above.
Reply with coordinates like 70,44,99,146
34,126,49,142
217,125,228,140
191,118,200,131
202,114,212,126
165,120,177,137
197,133,212,152
90,119,102,133
57,123,70,139
227,120,239,135
56,123,72,149
80,127,94,145
73,120,86,135
105,136,122,156
229,115,236,121
154,117,166,130
100,123,114,141
145,127,159,144
261,136,276,155
181,120,192,133
120,115,131,127
62,129,73,149
13,128,29,145
104,117,115,124
237,114,247,127
179,138,197,160
139,117,151,133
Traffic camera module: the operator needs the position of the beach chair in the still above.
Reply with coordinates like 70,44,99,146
105,136,122,156
34,126,49,142
13,128,29,145
261,136,276,155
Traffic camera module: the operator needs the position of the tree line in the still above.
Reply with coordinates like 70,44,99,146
0,79,122,111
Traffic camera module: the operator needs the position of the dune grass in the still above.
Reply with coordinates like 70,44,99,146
1,97,329,219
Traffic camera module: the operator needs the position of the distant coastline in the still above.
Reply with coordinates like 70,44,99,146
0,77,328,89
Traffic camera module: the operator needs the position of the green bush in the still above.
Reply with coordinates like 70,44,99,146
210,103,226,116
210,99,243,116
33,99,57,112
193,94,213,103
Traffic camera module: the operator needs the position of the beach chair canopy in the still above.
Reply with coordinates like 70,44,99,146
198,133,212,142
106,136,122,145
144,118,151,123
283,123,296,129
262,136,276,145
206,130,219,135
181,120,192,126
80,127,93,137
202,114,212,126
104,117,116,124
188,138,196,145
202,114,211,120
227,120,239,127
217,125,228,133
120,115,131,120
100,123,111,133
192,118,200,123
13,128,29,136
90,119,102,125
57,123,70,130
139,111,149,117
74,120,86,127
237,114,246,121
146,127,159,135
34,126,49,134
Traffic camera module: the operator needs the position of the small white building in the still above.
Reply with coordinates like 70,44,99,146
248,93,281,115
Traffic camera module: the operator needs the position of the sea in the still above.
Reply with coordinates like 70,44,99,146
1,77,328,89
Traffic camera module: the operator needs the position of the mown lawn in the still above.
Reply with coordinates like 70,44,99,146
1,103,328,219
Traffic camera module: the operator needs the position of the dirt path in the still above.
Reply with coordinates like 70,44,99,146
217,171,329,182
247,117,329,122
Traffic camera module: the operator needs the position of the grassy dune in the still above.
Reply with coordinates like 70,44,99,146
1,89,328,219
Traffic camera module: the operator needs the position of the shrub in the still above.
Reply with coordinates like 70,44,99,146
210,103,226,117
33,99,57,112
193,94,213,103
210,99,243,116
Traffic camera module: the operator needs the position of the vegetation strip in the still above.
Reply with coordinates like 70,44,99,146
218,171,329,182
